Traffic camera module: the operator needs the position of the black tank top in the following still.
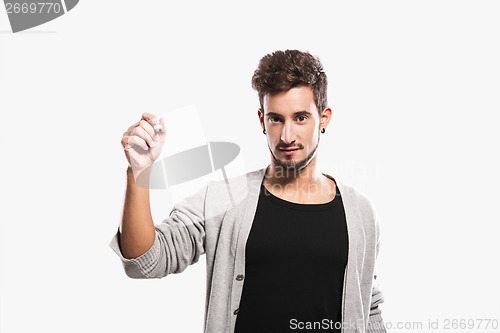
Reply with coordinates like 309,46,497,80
234,179,348,332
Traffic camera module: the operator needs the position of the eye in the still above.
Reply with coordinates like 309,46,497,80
269,116,282,123
296,116,308,122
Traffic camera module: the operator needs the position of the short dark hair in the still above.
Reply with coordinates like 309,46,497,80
251,49,328,115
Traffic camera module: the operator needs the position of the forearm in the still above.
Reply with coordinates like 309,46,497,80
119,166,156,259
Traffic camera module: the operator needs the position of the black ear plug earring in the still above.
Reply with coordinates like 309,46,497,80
321,128,325,134
263,129,267,134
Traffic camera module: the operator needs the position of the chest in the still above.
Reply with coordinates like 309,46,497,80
245,198,349,267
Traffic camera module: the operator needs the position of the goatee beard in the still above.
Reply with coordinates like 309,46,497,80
269,142,319,176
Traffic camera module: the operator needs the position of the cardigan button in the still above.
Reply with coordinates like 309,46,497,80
236,274,244,281
234,308,239,315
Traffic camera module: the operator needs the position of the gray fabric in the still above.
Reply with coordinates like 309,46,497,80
109,165,387,333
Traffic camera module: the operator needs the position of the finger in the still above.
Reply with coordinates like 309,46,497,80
127,121,140,133
122,134,146,150
139,119,155,139
159,117,166,134
124,135,149,151
130,126,155,147
141,113,159,125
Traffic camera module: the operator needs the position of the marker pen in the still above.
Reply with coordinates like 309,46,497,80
153,124,163,133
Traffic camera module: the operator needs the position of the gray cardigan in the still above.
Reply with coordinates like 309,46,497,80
109,166,387,333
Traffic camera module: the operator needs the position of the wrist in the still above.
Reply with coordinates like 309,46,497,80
126,165,151,189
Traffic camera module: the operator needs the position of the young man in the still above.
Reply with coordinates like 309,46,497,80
110,49,387,333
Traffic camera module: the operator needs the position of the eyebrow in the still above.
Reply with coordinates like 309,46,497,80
266,110,313,118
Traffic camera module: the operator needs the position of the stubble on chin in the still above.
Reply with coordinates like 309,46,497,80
268,143,318,176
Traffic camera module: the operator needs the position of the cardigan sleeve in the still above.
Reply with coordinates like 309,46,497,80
366,205,387,333
109,183,209,279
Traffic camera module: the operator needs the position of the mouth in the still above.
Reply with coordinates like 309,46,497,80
279,148,300,155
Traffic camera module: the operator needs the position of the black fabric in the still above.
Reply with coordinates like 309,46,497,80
234,179,348,332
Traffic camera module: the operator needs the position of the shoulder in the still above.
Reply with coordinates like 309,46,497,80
324,171,379,224
323,170,376,213
205,166,266,209
338,181,376,214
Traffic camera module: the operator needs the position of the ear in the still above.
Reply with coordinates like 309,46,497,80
320,107,332,130
258,108,265,130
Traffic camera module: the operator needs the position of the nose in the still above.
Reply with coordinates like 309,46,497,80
280,121,296,145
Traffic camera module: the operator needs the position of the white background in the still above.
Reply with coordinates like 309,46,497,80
1,1,499,332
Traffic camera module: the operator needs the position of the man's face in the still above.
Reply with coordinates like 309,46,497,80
258,86,327,174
